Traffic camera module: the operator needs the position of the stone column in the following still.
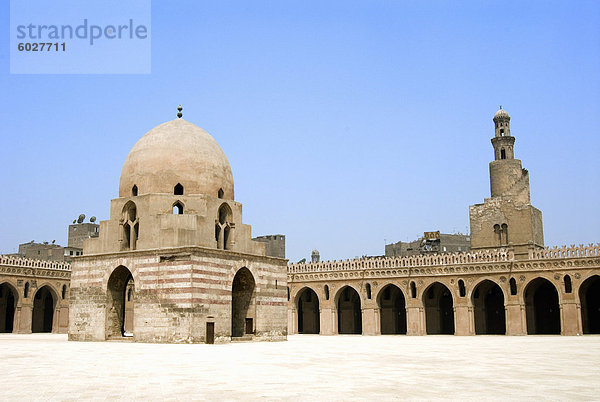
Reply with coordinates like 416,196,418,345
454,305,473,335
406,306,423,335
561,301,580,335
361,308,378,335
320,308,334,335
505,302,526,335
17,304,33,334
288,307,297,335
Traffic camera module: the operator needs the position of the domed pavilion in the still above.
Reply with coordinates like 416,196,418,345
68,108,288,343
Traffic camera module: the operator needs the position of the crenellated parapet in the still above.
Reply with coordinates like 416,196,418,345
0,255,71,271
288,249,512,274
528,243,600,259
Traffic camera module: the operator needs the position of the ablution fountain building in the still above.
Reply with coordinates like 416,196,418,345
0,108,598,340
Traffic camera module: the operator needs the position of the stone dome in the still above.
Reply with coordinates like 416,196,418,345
119,118,234,199
493,108,510,120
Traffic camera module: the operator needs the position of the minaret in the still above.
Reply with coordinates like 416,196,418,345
488,108,530,204
469,108,544,259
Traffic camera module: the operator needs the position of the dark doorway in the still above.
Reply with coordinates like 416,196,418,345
525,278,561,334
231,267,256,337
378,285,407,334
424,282,454,334
297,287,320,334
206,322,215,344
0,283,17,333
32,286,55,333
472,280,506,334
580,275,600,334
337,286,362,334
245,318,254,334
106,266,134,338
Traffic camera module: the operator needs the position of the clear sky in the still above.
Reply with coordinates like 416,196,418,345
1,1,599,262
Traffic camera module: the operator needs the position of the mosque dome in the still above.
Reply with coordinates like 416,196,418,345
119,117,234,199
493,108,510,120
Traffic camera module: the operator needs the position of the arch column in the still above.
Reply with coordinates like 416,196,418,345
406,304,424,335
361,308,377,335
17,304,33,334
560,301,580,335
505,301,526,335
320,307,335,335
288,307,297,335
454,304,472,335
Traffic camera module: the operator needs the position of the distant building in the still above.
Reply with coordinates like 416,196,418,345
12,218,99,262
68,222,99,249
385,232,470,257
252,234,286,259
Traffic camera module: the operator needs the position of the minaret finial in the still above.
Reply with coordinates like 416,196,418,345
177,105,183,119
499,105,502,110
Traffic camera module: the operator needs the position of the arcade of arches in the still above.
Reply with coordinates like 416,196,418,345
287,253,600,336
0,274,70,334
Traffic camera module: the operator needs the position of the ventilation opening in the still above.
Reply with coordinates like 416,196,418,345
131,185,138,196
174,183,183,195
410,281,417,298
218,188,224,199
501,149,506,159
324,285,330,300
366,283,372,299
173,202,184,215
564,275,572,294
61,285,67,300
24,282,30,298
458,280,466,297
509,278,517,295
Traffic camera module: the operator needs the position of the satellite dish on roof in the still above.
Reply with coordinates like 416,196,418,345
90,216,96,223
77,214,85,224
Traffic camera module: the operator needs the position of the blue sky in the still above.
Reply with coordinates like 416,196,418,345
1,1,599,262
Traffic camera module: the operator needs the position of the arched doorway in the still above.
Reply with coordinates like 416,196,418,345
106,266,134,338
472,280,506,334
337,286,362,334
525,278,560,334
579,275,600,334
232,267,256,337
423,282,454,335
0,283,18,333
378,284,407,334
296,288,319,334
32,286,56,333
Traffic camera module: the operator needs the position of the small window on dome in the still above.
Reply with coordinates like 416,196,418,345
218,188,224,199
174,183,183,195
132,185,138,196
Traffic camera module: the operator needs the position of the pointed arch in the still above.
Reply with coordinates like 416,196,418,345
524,277,560,334
472,279,506,334
579,275,600,334
173,201,184,215
231,267,256,337
174,183,183,195
32,285,58,333
423,282,454,335
106,265,134,338
296,287,320,334
377,284,406,335
336,285,362,334
0,282,19,333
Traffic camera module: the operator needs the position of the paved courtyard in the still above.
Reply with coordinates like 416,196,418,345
1,334,599,400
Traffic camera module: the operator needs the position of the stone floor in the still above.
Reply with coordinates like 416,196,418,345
1,334,599,400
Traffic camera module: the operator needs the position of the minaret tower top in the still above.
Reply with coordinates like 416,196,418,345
491,107,515,161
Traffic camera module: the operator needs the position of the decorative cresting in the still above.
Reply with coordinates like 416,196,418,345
0,255,71,271
288,249,513,274
529,243,600,259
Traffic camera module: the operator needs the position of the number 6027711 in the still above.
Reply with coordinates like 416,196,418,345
18,42,66,51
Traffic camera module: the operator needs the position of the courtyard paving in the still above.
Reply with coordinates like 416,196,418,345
0,333,599,400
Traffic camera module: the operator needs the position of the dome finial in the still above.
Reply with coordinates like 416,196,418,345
177,105,183,119
499,105,502,110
